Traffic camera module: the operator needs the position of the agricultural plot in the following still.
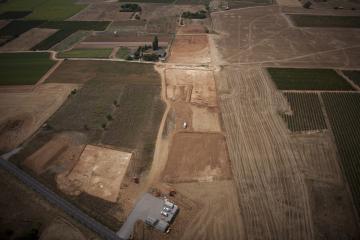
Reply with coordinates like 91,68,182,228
289,15,360,28
0,20,44,46
116,47,130,59
228,0,272,8
51,30,90,51
267,68,354,90
58,48,112,59
281,93,327,132
0,11,31,19
321,93,360,216
0,52,55,85
342,70,360,88
32,21,110,50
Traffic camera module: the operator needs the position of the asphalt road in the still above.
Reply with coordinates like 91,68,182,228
0,158,123,240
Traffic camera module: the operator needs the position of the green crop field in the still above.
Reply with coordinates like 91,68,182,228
51,30,90,51
0,20,44,46
32,21,110,50
342,70,360,88
0,52,55,85
267,68,354,90
321,93,360,216
0,0,86,21
58,48,113,59
281,93,327,132
116,47,130,59
288,15,360,28
0,11,31,19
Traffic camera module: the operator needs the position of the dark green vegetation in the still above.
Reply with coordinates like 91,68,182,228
0,0,86,21
58,48,112,59
0,52,54,85
289,15,360,28
32,21,110,50
281,93,327,132
120,3,141,12
342,70,360,88
228,0,272,8
182,10,207,19
0,20,44,46
321,93,360,216
267,68,354,90
0,11,31,19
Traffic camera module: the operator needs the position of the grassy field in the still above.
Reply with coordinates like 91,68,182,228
281,93,327,132
58,48,112,59
267,68,354,90
0,52,55,85
289,15,360,28
228,0,272,8
0,0,86,21
32,21,110,50
116,47,130,59
321,93,360,216
342,70,360,88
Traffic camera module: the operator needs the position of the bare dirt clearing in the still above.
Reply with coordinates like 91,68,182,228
0,28,58,51
0,20,8,29
177,21,207,34
39,218,87,240
162,132,230,183
211,7,360,67
57,145,132,203
165,68,217,107
168,35,210,64
214,65,359,239
69,2,133,21
0,83,79,152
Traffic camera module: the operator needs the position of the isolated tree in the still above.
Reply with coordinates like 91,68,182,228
152,36,159,50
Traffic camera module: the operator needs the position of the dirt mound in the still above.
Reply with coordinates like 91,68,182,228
0,113,34,152
162,132,231,183
57,145,132,202
23,132,87,174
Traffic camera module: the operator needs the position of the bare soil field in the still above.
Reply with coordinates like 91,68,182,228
276,0,301,7
0,28,58,51
214,65,359,239
177,21,207,34
165,68,217,107
107,20,146,33
0,20,8,29
0,83,79,153
162,132,231,183
57,145,132,202
69,2,133,21
191,105,221,132
168,35,210,63
211,6,360,67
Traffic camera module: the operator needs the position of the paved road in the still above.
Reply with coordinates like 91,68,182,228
0,158,122,240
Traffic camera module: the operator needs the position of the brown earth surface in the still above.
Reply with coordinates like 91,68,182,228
0,83,79,152
39,218,87,240
162,132,231,183
177,22,207,34
57,145,132,202
0,28,58,51
211,6,360,67
69,2,133,21
0,20,9,29
168,35,210,64
23,131,87,174
165,68,217,107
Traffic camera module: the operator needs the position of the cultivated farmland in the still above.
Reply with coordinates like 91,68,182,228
32,21,110,50
281,92,327,132
322,93,360,216
289,15,360,28
0,52,55,85
267,68,354,90
0,20,44,46
342,70,360,88
58,48,112,59
0,11,31,19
